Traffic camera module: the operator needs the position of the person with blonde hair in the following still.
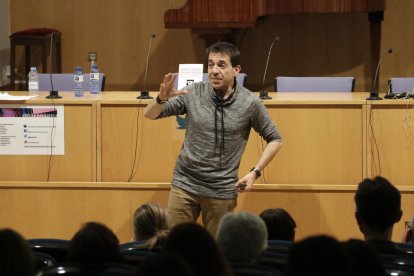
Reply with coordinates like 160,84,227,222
133,202,169,250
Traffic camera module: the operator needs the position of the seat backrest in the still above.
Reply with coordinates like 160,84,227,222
36,263,137,276
274,76,355,92
230,263,283,276
27,238,70,263
33,252,58,270
266,240,293,254
174,73,247,89
389,78,414,93
39,73,106,91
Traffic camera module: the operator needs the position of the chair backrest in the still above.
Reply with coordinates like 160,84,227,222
33,252,57,270
36,263,137,276
174,73,247,89
257,252,288,272
389,78,414,93
274,76,355,92
230,263,283,276
120,249,155,266
38,73,106,91
266,240,293,254
27,238,70,263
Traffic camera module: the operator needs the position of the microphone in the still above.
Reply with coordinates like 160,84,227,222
366,48,392,100
260,36,280,100
46,32,62,99
137,33,156,99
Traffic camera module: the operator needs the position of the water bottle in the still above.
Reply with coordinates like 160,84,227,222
90,64,100,95
28,67,39,96
74,66,84,97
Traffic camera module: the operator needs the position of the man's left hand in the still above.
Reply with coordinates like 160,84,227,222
235,172,256,193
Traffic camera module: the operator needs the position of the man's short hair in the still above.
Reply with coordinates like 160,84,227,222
260,208,296,241
206,42,240,67
216,211,267,264
355,176,401,232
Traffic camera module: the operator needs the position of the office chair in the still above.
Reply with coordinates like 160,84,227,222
174,73,247,89
388,78,414,93
274,76,355,92
38,73,106,91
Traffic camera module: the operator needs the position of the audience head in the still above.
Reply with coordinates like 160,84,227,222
68,221,123,264
260,208,296,241
205,42,241,67
286,235,352,276
165,222,231,276
402,216,414,243
216,211,268,264
135,251,194,276
0,228,35,276
133,202,169,250
341,239,386,276
354,176,402,239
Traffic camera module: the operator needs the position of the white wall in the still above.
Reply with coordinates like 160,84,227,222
0,0,10,87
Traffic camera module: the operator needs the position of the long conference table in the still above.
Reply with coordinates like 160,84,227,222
1,91,414,242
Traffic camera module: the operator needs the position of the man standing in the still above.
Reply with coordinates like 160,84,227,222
144,42,282,234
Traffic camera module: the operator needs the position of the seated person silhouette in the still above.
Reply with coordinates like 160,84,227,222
68,221,124,264
286,235,352,276
132,202,169,250
0,228,35,276
216,211,268,264
354,176,407,255
341,239,386,276
259,208,296,241
165,222,232,276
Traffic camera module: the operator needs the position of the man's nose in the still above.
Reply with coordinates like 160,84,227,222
212,65,220,73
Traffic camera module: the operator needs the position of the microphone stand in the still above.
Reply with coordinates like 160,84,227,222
137,33,156,99
45,32,62,99
260,36,280,100
366,48,393,100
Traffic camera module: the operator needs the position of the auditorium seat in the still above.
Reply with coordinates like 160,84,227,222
274,76,355,92
266,240,293,254
33,252,57,270
27,238,70,263
38,73,106,91
230,263,283,276
257,251,288,272
36,263,137,276
388,78,414,93
121,250,155,266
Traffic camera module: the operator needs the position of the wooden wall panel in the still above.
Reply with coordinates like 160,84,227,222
10,1,414,93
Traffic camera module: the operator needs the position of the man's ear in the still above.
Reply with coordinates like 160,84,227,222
233,65,241,74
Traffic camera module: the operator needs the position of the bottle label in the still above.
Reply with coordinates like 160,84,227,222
28,81,39,90
74,75,84,82
90,73,100,80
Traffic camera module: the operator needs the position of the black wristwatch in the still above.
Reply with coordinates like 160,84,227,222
250,167,261,178
156,95,168,104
